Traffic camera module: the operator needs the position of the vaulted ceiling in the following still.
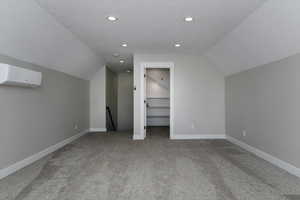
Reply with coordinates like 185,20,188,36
0,0,104,80
205,0,300,76
35,0,266,73
2,0,300,78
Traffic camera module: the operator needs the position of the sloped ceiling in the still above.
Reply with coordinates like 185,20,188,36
205,0,300,76
35,0,266,73
0,0,104,80
2,0,298,77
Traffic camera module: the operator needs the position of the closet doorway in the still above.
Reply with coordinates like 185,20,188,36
140,62,174,139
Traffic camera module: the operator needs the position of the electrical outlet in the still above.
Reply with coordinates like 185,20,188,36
242,130,246,137
74,124,79,130
191,121,196,129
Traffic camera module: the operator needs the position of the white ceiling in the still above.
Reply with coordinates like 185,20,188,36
205,0,300,76
0,0,104,80
35,0,266,73
5,0,298,77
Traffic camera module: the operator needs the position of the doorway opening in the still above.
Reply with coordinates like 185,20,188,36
106,67,133,133
146,68,170,138
140,62,174,139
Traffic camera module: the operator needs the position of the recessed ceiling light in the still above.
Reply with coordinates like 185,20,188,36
126,70,131,73
174,43,181,47
121,43,128,47
120,59,125,63
107,16,118,21
184,17,193,22
113,53,120,57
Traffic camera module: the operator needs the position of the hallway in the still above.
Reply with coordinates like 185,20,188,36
1,131,300,200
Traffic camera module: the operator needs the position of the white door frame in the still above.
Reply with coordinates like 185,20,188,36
140,62,174,139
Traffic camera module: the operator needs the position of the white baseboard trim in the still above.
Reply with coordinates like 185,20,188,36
226,135,300,178
133,134,145,140
0,129,89,180
171,134,226,140
89,128,107,132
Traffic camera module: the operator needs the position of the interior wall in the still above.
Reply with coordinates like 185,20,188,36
0,54,90,170
106,68,118,130
134,54,225,138
226,53,300,168
89,67,106,130
117,72,134,131
146,69,170,98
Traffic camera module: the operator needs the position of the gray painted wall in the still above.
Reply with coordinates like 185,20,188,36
106,68,118,130
118,72,134,131
0,55,89,169
146,69,170,98
134,54,225,138
226,53,300,168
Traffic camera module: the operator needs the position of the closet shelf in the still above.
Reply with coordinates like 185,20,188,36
147,115,170,118
147,97,170,99
147,106,170,109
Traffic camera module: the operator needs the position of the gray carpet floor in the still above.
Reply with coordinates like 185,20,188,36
1,127,300,200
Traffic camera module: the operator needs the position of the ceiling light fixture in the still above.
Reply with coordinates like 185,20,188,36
120,59,125,63
126,70,131,73
113,53,120,57
107,16,118,21
184,17,193,22
121,43,128,47
174,43,181,47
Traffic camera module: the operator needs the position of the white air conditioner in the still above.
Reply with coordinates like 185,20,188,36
0,63,42,87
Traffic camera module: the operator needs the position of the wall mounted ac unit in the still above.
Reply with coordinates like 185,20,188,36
0,63,42,87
